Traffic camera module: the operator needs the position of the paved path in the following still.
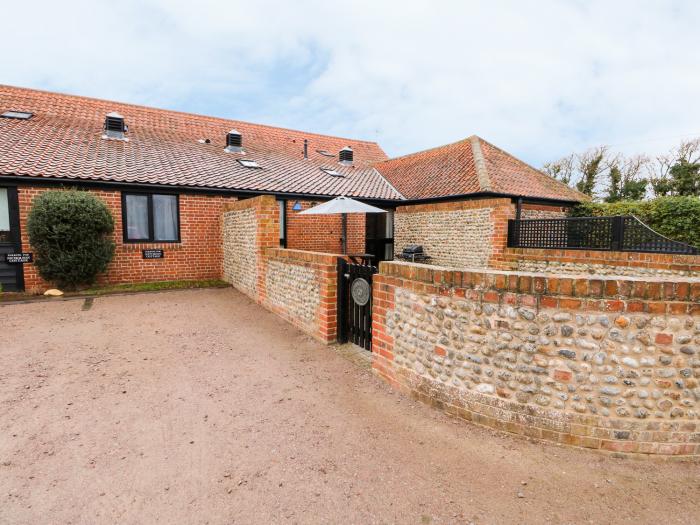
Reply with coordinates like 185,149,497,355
1,289,697,524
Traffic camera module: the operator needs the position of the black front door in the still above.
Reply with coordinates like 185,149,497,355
337,259,378,350
0,187,24,292
365,211,394,263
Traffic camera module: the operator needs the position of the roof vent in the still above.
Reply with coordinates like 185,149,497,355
339,146,353,165
225,129,243,153
103,112,128,140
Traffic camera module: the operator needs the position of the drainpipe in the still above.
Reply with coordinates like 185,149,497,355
515,197,523,221
341,213,348,254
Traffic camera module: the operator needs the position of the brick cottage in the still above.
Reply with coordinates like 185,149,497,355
0,85,582,292
3,85,700,458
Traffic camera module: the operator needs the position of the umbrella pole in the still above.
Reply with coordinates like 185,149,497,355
342,213,347,254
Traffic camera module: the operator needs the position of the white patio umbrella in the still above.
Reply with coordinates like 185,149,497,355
298,196,386,254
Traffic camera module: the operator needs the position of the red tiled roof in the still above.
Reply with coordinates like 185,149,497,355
0,85,586,203
0,85,400,200
375,136,587,202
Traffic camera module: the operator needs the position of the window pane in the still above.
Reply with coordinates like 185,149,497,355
153,195,178,241
125,194,149,240
0,188,9,231
385,211,394,239
278,200,285,240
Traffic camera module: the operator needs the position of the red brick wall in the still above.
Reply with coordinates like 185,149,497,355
285,200,365,254
18,186,237,291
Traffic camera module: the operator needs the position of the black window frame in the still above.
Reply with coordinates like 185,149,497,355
121,192,181,243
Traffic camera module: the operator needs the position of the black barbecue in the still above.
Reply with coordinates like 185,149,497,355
397,244,432,262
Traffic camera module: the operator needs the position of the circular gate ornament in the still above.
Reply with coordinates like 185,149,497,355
351,278,371,306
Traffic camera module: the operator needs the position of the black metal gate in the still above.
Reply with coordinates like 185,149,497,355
337,258,377,350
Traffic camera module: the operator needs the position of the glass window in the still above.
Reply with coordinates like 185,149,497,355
153,194,178,241
0,188,9,232
123,193,179,242
278,200,287,247
125,194,149,240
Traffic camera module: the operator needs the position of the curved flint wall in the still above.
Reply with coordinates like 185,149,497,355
372,261,700,458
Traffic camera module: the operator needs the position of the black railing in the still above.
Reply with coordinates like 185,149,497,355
508,215,698,255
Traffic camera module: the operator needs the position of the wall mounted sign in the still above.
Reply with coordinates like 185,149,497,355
5,252,33,264
142,249,164,259
351,277,371,306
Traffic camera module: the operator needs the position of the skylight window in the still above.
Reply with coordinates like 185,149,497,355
238,159,261,169
321,167,344,177
316,150,334,157
1,111,33,120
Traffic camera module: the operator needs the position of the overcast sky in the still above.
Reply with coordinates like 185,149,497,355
3,0,699,166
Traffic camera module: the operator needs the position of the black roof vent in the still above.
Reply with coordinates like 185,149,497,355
339,146,353,165
103,112,127,140
225,129,243,152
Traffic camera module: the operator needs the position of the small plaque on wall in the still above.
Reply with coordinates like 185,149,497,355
142,249,164,259
5,252,33,264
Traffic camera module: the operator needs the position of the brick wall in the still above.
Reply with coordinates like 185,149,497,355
222,195,341,343
506,248,700,278
222,205,260,298
372,260,700,457
520,203,567,220
394,198,514,269
285,200,365,254
18,185,236,291
263,249,340,343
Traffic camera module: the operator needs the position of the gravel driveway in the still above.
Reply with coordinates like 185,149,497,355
1,288,698,524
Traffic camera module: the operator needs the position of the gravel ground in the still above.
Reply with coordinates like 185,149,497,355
0,288,698,525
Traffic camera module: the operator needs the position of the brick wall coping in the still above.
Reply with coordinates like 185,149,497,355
379,261,700,315
224,195,276,212
395,197,512,214
264,248,342,266
506,247,700,268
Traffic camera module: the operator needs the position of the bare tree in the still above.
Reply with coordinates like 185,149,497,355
543,154,576,185
648,138,700,196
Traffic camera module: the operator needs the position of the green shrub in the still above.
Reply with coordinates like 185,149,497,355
570,196,700,248
27,190,116,289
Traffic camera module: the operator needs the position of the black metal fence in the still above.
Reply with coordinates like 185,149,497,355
507,215,698,255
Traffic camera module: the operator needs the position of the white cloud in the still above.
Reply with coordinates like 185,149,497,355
2,0,700,165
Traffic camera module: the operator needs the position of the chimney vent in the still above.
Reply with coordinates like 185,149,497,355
339,146,353,165
225,129,243,152
303,139,308,159
103,112,127,139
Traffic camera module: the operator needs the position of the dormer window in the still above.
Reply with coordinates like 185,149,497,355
103,112,128,140
225,130,243,153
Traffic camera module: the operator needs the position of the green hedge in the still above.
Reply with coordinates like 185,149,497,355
27,190,116,289
569,196,700,249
